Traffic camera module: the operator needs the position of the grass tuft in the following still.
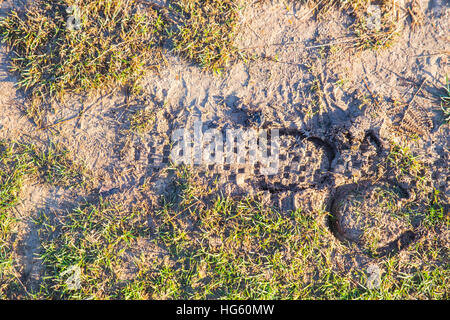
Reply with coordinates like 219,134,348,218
294,0,402,50
0,0,166,124
0,139,90,297
0,141,37,294
171,0,243,74
37,201,149,299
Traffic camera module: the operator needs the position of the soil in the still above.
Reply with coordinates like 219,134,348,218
0,0,448,290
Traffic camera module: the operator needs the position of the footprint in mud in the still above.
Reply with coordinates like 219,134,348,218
190,127,337,197
257,130,336,192
328,180,418,258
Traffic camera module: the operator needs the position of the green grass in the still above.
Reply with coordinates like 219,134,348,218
0,0,244,124
37,200,149,299
0,142,37,212
0,139,91,297
0,0,166,125
23,166,448,300
31,141,91,188
387,141,429,191
35,194,349,299
0,141,37,296
385,141,448,225
170,0,243,74
423,188,446,227
128,108,156,135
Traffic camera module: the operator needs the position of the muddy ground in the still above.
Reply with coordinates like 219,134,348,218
0,0,448,297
